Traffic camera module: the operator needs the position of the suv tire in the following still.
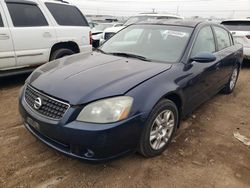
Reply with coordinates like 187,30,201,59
50,48,74,61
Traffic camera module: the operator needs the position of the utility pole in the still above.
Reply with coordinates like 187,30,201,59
176,5,180,15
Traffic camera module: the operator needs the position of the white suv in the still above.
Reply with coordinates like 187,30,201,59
221,19,250,60
0,0,92,76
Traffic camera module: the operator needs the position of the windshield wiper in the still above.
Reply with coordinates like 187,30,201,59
109,52,151,62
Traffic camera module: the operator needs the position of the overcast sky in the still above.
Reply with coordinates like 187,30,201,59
70,0,250,19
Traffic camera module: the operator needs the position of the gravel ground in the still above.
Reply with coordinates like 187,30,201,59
0,63,250,188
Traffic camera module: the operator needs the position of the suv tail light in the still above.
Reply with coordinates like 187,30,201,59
89,31,92,45
246,35,250,39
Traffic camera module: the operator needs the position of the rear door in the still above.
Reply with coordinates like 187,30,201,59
213,26,236,85
3,0,57,67
44,2,91,52
0,3,16,70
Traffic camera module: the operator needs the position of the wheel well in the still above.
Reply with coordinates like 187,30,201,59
164,93,183,122
50,41,80,60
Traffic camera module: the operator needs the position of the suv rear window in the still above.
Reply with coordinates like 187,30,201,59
0,13,3,27
6,3,48,27
45,3,88,26
221,21,250,31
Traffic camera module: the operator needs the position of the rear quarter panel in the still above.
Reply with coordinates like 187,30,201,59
234,43,244,66
54,26,92,52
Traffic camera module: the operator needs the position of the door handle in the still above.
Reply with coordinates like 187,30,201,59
0,34,10,40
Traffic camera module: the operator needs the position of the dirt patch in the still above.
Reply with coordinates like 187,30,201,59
0,66,250,188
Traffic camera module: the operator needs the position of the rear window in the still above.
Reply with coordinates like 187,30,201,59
214,26,231,50
0,13,3,27
45,3,88,26
221,21,250,31
6,3,48,27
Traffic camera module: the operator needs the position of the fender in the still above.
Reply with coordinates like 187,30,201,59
126,64,186,119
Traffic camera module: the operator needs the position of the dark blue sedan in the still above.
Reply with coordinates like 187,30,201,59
19,20,243,161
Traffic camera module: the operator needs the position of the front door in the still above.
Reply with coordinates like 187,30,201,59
183,26,221,113
3,1,56,67
0,5,16,70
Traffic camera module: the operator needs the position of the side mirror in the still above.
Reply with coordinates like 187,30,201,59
191,52,216,63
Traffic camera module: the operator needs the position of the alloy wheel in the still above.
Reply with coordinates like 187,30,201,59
230,68,238,90
149,110,175,150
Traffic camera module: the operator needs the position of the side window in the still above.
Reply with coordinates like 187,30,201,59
191,26,215,57
214,27,231,50
0,13,3,27
45,3,88,26
6,3,48,27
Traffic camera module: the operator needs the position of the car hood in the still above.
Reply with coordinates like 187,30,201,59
27,52,172,105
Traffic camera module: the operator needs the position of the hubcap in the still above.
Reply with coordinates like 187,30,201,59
230,68,238,90
149,110,175,150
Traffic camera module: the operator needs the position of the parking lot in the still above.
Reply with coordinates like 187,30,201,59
0,63,249,188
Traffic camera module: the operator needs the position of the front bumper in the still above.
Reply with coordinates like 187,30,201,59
19,89,147,161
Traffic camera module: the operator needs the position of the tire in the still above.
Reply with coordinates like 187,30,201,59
221,65,239,94
138,99,179,158
50,48,74,61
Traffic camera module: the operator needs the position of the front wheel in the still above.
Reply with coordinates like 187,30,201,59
138,99,179,158
222,66,239,94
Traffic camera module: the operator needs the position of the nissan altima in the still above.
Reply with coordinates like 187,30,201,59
19,20,243,161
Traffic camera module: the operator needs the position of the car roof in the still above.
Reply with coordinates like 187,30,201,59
135,19,205,28
41,0,73,5
136,13,183,19
5,0,73,5
221,19,250,23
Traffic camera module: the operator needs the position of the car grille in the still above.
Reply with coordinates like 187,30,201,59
24,85,70,120
104,32,115,40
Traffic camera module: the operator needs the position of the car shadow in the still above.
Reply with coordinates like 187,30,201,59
242,59,250,69
0,73,30,89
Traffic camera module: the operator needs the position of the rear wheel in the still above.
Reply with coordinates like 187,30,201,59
138,99,179,157
50,48,74,61
222,65,239,94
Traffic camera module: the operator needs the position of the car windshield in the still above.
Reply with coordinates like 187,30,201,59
124,15,180,26
100,25,193,63
221,21,250,31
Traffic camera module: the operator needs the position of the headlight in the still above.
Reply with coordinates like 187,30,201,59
77,96,133,123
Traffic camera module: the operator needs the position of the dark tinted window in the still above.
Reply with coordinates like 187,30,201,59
45,3,88,26
221,21,250,31
6,3,48,27
214,26,231,50
191,26,215,57
0,13,3,27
